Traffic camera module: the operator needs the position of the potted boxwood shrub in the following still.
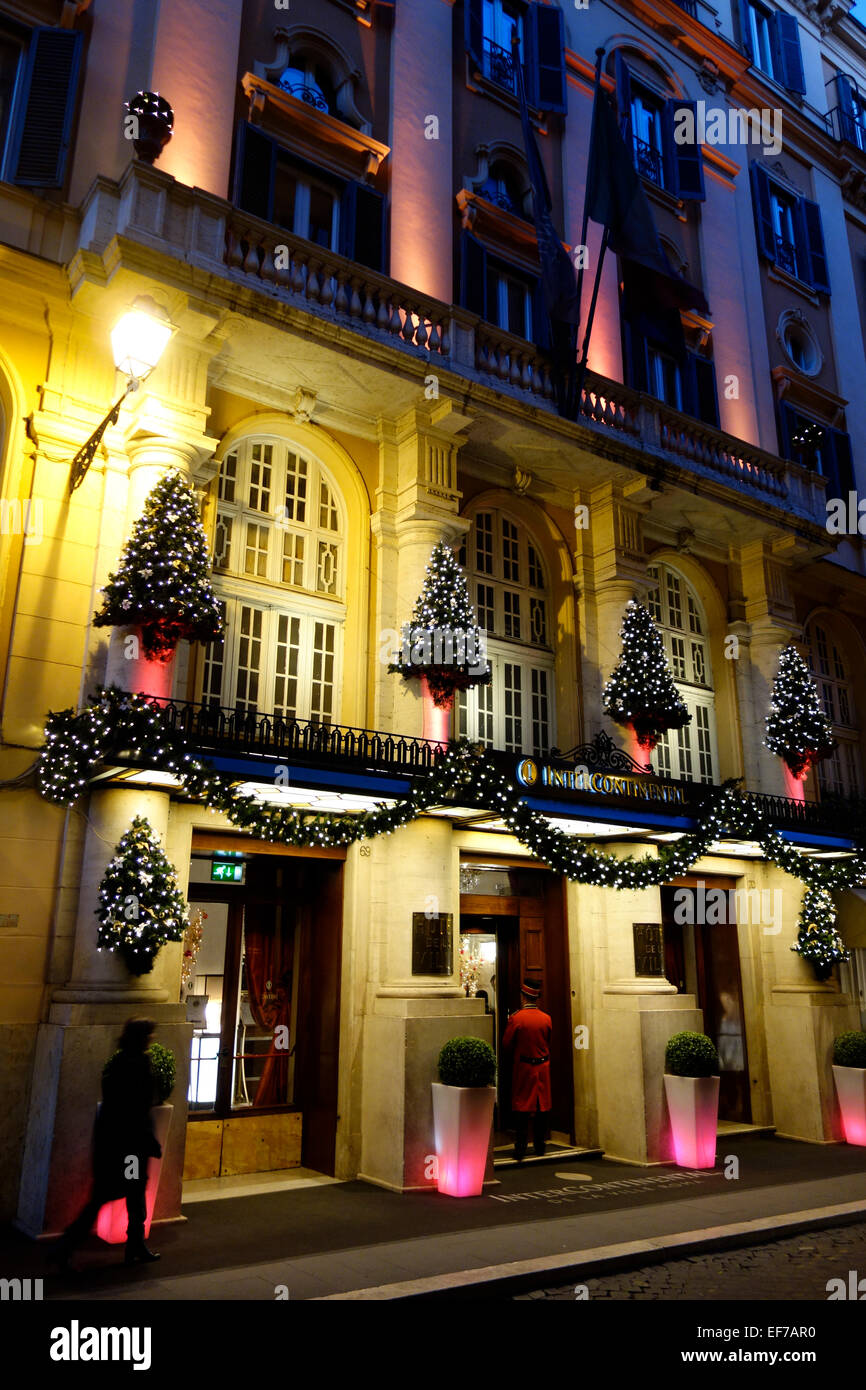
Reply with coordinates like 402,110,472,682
96,1041,177,1245
663,1031,720,1170
432,1036,497,1197
832,1030,866,1146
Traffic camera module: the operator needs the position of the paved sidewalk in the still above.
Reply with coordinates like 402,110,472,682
7,1134,865,1301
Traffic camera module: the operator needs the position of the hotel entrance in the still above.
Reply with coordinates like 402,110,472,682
183,840,344,1180
459,860,573,1150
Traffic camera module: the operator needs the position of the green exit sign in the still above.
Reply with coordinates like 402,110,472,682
211,860,244,883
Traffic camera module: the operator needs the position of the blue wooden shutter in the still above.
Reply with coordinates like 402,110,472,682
459,231,487,318
9,27,82,188
664,101,705,201
340,181,386,272
835,75,858,142
777,400,796,460
614,50,632,143
827,430,855,495
685,352,719,427
749,163,776,263
525,3,567,114
465,0,484,71
233,122,275,221
799,197,830,293
772,14,806,95
531,276,552,351
737,0,754,60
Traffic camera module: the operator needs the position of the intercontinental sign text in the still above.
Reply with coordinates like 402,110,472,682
515,759,687,805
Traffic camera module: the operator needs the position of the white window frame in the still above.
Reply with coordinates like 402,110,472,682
808,621,862,798
647,346,683,410
746,1,775,78
646,563,718,784
482,0,524,52
458,646,555,755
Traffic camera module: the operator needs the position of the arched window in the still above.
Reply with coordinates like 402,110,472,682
202,437,344,723
646,563,718,784
479,160,528,219
807,620,862,798
456,509,555,755
278,57,337,115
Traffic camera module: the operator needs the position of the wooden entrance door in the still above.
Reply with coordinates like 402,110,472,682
294,860,343,1175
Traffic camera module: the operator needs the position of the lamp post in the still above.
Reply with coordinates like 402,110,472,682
68,298,174,494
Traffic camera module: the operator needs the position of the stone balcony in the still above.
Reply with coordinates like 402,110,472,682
43,162,826,531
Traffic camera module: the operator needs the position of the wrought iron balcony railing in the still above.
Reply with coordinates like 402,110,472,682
122,699,866,839
774,234,799,278
633,136,664,188
278,82,330,113
483,38,518,93
828,105,866,150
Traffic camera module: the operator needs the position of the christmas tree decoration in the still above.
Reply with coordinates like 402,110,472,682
792,884,850,980
765,644,836,780
96,815,189,975
603,600,691,750
38,688,866,984
389,542,491,708
93,471,224,660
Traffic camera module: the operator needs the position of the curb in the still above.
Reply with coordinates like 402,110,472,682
314,1198,866,1300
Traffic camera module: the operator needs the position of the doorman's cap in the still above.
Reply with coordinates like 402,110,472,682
521,980,541,1000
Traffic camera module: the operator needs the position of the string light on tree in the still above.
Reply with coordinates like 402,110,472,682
603,599,691,750
96,814,189,975
389,540,491,707
93,470,224,660
765,643,836,780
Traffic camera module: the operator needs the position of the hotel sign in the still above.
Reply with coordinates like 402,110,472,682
515,758,687,806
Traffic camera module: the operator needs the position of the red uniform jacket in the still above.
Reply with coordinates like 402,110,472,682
502,1007,553,1112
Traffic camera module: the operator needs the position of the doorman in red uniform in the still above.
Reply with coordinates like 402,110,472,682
502,979,552,1160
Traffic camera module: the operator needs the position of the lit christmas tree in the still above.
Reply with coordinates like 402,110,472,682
93,470,223,660
603,599,691,750
96,815,189,975
793,884,849,980
390,541,490,706
765,644,835,780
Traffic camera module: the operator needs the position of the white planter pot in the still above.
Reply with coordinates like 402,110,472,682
432,1082,495,1197
96,1103,173,1244
663,1074,719,1169
833,1065,866,1146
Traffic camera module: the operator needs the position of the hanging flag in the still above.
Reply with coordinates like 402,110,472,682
513,34,580,327
585,81,708,313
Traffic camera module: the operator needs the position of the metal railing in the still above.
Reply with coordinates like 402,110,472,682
483,38,518,93
634,136,664,187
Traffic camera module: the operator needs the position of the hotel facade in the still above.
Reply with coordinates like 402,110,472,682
2,0,866,1232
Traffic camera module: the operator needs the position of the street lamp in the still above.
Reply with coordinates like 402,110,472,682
68,297,174,494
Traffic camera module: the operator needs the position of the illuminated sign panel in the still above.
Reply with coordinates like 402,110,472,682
515,758,687,805
211,860,244,882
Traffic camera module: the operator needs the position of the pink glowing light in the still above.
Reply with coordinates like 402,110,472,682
420,678,452,751
95,1160,160,1245
664,1074,720,1169
834,1067,866,1146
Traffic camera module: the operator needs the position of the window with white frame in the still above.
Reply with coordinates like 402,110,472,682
204,438,344,723
481,0,524,91
645,563,718,783
630,87,665,188
807,621,862,798
456,510,555,754
273,154,340,249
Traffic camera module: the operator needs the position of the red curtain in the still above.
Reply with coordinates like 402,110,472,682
244,912,292,1108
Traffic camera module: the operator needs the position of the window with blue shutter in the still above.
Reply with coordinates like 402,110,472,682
830,74,866,149
234,122,276,222
750,162,831,294
459,231,488,318
339,181,386,272
664,101,706,201
7,26,82,188
739,1,806,95
458,231,547,346
685,352,720,427
614,57,704,200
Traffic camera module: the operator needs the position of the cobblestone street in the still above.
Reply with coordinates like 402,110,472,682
514,1220,866,1300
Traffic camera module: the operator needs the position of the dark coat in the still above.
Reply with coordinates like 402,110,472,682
502,1007,553,1112
92,1051,160,1200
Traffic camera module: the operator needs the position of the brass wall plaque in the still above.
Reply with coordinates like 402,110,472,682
633,922,665,977
412,912,453,976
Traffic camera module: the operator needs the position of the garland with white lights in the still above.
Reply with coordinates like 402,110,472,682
96,814,189,975
93,470,224,660
37,688,864,979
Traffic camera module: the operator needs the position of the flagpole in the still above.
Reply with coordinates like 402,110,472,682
569,47,607,420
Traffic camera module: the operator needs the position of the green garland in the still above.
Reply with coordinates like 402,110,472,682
37,688,866,978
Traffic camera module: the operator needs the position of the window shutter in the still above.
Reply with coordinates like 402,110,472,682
772,14,806,96
827,430,855,495
9,27,82,188
835,74,858,143
685,352,719,427
234,122,275,221
664,101,705,201
622,319,648,394
464,0,484,72
525,3,567,115
737,0,754,60
777,400,796,460
614,50,632,143
459,231,487,318
531,277,552,351
340,181,386,272
799,197,830,294
749,163,776,263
